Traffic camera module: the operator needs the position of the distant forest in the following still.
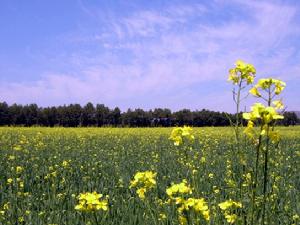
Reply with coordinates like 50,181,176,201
0,102,298,127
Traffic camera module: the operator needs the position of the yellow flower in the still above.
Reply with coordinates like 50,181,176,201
274,80,286,95
3,202,10,210
228,72,239,84
166,179,192,197
243,103,284,125
243,120,255,138
130,171,156,200
218,199,242,210
249,87,261,97
169,126,194,146
7,178,13,185
228,60,256,85
130,171,156,189
18,216,25,223
186,198,210,221
75,192,108,212
178,215,188,225
136,188,146,200
16,166,23,173
159,213,167,220
225,214,238,224
8,155,15,160
263,107,284,123
255,78,286,95
272,100,284,110
62,160,69,167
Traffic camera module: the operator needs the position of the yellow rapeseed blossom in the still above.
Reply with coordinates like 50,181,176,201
272,100,284,110
75,192,108,212
166,179,192,197
218,199,242,210
249,78,286,97
130,171,156,200
7,178,13,185
136,187,146,200
16,166,23,173
62,160,69,167
158,213,167,221
249,86,261,97
225,214,238,224
130,171,156,189
228,59,256,85
219,199,242,224
169,126,195,146
243,102,284,139
184,198,210,221
243,103,283,125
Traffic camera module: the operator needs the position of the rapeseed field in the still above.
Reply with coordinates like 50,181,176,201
0,127,299,224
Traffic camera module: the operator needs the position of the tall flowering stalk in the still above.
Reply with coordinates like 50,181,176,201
169,126,195,176
227,60,256,212
243,78,285,224
228,60,256,147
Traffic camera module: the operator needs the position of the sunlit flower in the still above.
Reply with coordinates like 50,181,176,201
130,171,156,200
169,126,194,146
75,191,108,212
228,60,256,85
166,179,192,197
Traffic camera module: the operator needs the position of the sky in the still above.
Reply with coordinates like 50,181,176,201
0,0,300,113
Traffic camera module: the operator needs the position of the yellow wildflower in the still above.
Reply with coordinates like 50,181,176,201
7,178,13,185
249,87,261,97
75,192,108,212
166,179,192,197
225,214,238,224
218,199,242,210
272,100,284,110
228,60,256,85
130,171,156,200
169,126,194,146
16,166,23,173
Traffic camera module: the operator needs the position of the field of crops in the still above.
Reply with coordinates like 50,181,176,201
0,127,299,225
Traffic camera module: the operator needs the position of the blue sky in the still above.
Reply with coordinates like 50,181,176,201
0,0,299,112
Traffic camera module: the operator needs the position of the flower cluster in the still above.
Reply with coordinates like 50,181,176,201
218,199,242,224
228,60,256,85
166,180,210,224
243,78,286,139
243,103,284,124
249,78,286,97
75,192,108,212
169,126,195,146
129,171,157,200
243,103,284,139
0,202,10,217
166,179,192,197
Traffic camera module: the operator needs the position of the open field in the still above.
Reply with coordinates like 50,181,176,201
0,127,299,224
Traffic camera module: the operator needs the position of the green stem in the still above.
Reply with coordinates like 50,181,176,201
251,125,263,225
262,132,269,225
262,88,272,224
145,199,158,225
93,212,99,225
235,80,243,146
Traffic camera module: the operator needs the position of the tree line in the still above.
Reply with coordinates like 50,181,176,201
0,102,298,127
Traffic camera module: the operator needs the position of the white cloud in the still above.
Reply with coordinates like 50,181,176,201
1,0,300,111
